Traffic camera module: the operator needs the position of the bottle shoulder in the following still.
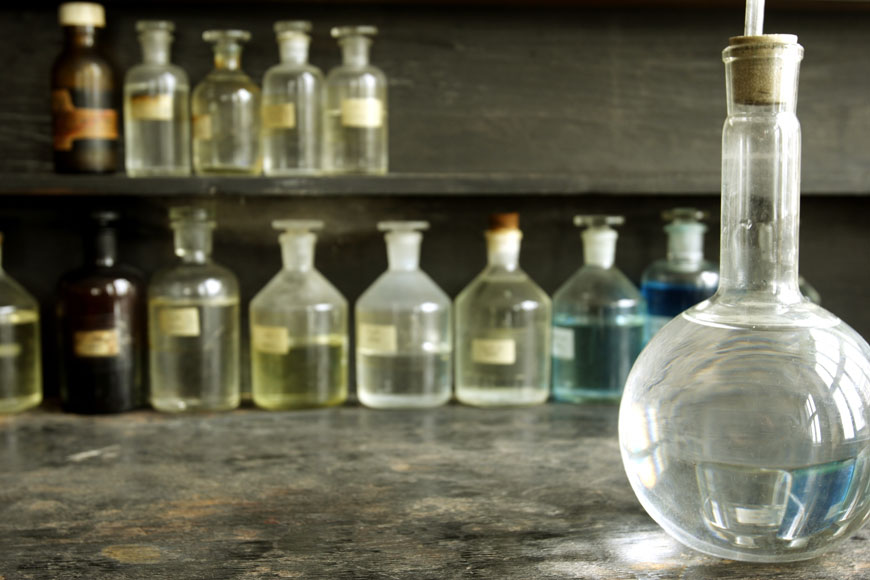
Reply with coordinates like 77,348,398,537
252,269,346,310
149,261,239,299
0,274,38,310
358,270,450,310
193,71,260,96
52,51,114,87
263,63,323,83
326,65,387,84
125,64,189,88
456,268,549,307
59,264,145,296
641,260,719,287
554,265,643,307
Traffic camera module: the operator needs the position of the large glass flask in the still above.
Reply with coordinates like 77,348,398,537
124,20,191,177
619,35,870,562
262,21,323,175
356,221,451,409
552,215,645,404
148,207,240,412
250,220,348,410
455,213,550,407
324,26,388,174
192,30,261,175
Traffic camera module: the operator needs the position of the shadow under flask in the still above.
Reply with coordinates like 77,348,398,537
0,234,42,414
262,21,323,175
148,207,240,412
325,26,388,174
552,215,646,404
455,213,551,407
250,220,348,410
356,221,452,409
619,35,870,562
192,30,261,175
124,20,191,177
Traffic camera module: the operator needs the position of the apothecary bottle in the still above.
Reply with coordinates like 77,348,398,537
192,30,261,175
51,2,118,174
262,21,323,175
148,207,240,412
455,213,550,406
552,216,646,403
325,26,388,174
124,20,190,177
356,221,451,409
619,34,870,562
57,212,145,414
250,220,347,410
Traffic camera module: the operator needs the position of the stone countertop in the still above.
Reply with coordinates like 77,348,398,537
1,404,868,579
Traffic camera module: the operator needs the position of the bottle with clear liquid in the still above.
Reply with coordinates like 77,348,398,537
192,30,261,175
0,234,42,414
640,208,719,337
552,216,646,404
250,220,347,410
455,213,550,406
124,20,190,177
356,221,451,409
262,21,323,175
148,207,240,412
324,26,388,174
619,34,870,562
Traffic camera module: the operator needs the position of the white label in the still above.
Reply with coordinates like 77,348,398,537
0,343,21,358
341,98,383,128
252,325,290,355
74,329,120,357
472,338,516,365
262,103,297,130
359,324,397,354
552,327,574,360
193,114,212,140
130,94,174,121
735,506,784,526
159,308,200,337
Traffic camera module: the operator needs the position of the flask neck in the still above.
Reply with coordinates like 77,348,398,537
486,231,521,271
213,41,243,71
582,229,617,269
140,31,172,65
281,233,316,272
340,36,371,67
64,26,97,49
173,223,213,264
279,36,310,65
86,227,117,268
386,231,421,272
666,223,705,270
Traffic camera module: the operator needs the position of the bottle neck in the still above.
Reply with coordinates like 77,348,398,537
486,231,521,271
64,26,97,49
173,223,213,264
86,227,117,268
213,41,243,71
140,31,171,65
385,231,421,272
666,224,705,270
279,36,310,65
340,36,371,67
281,233,315,272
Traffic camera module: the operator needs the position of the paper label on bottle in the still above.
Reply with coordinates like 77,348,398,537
252,325,291,355
735,506,782,526
358,324,397,354
52,88,118,151
74,329,120,357
262,103,297,130
0,343,21,358
341,98,383,129
130,94,174,121
193,114,212,141
552,327,575,360
159,307,200,337
472,338,516,365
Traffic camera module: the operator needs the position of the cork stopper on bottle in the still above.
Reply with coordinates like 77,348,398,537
488,212,519,232
59,2,106,28
724,34,803,106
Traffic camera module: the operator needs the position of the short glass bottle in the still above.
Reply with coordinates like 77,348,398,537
250,220,348,410
325,26,388,174
0,233,42,414
455,213,550,406
148,207,240,412
552,215,646,404
356,221,452,409
640,208,719,337
57,212,145,414
262,21,324,175
124,20,191,177
192,30,261,175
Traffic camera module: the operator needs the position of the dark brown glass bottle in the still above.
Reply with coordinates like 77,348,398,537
57,212,144,413
51,3,118,174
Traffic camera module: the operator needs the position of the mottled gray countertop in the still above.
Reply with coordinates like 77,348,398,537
1,404,868,579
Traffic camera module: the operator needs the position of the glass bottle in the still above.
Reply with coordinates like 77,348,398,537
619,34,870,562
250,220,347,410
192,30,261,175
455,213,550,406
0,234,42,414
799,275,821,304
57,212,145,414
262,21,323,176
51,2,118,174
552,215,646,404
356,221,451,409
124,20,191,177
640,208,719,337
324,26,388,174
148,207,240,412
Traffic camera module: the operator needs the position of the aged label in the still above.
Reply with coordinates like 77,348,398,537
472,338,516,365
252,325,291,355
74,329,120,357
0,343,21,358
52,89,118,151
262,103,297,130
552,327,575,360
159,307,200,337
341,98,383,128
192,114,212,140
130,93,174,121
358,324,397,354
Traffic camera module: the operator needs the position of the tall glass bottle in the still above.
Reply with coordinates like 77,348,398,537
325,26,388,174
552,216,646,404
148,207,240,412
250,220,347,410
619,34,870,562
192,30,261,175
0,234,42,414
51,2,118,174
640,208,719,337
356,222,451,409
57,212,145,414
124,20,190,177
262,21,323,175
455,213,550,406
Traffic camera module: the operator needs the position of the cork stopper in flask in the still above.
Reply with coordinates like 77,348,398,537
725,34,802,106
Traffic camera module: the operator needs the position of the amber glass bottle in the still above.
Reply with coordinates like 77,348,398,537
51,3,118,173
57,212,144,413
